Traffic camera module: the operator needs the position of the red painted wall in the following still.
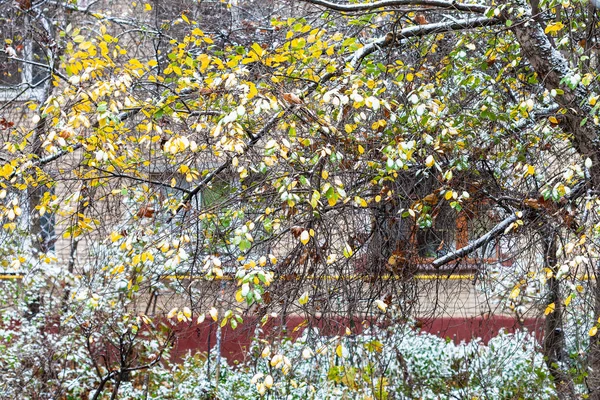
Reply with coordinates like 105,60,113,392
170,315,544,362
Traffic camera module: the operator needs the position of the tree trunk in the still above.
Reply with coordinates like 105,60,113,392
589,262,600,399
509,5,600,188
508,5,600,396
542,231,577,399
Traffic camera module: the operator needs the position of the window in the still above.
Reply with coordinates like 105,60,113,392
144,171,194,225
140,167,238,275
465,208,503,261
414,202,506,271
352,198,508,275
143,167,235,223
37,188,56,253
415,205,456,258
0,11,48,101
201,177,233,209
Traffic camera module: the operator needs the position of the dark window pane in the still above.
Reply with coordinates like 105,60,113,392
31,42,47,85
0,53,22,86
40,208,56,252
416,205,456,258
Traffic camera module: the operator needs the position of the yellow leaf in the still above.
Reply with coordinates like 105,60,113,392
248,82,258,99
264,375,273,389
443,170,453,181
321,170,329,179
0,163,14,179
343,243,354,258
548,116,559,124
298,291,309,305
197,314,206,324
167,308,178,319
444,191,453,201
545,302,555,315
257,383,266,395
564,295,573,307
197,54,210,72
262,345,271,358
336,344,345,358
591,326,598,337
300,230,310,245
374,299,387,313
181,13,189,24
525,165,535,177
425,155,435,168
183,307,192,319
544,22,564,34
209,307,218,321
235,290,244,303
144,3,152,11
109,231,123,243
358,145,365,154
355,196,367,207
509,287,520,300
251,42,265,59
270,354,283,367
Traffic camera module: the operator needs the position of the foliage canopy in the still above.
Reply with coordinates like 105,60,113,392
4,0,600,398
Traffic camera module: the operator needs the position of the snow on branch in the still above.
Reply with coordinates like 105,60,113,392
395,16,501,39
301,0,488,14
349,16,501,69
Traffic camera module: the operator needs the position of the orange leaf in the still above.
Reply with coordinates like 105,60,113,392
137,205,155,218
282,92,303,105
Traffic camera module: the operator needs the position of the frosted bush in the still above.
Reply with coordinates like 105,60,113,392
110,324,556,400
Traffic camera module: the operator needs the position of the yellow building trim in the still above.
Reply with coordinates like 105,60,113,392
0,274,24,280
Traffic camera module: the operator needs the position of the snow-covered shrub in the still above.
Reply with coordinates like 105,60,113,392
110,324,556,400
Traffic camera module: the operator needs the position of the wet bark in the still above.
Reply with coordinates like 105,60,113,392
508,5,600,397
509,5,600,189
542,231,576,400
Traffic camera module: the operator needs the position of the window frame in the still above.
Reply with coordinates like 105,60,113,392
0,14,48,102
